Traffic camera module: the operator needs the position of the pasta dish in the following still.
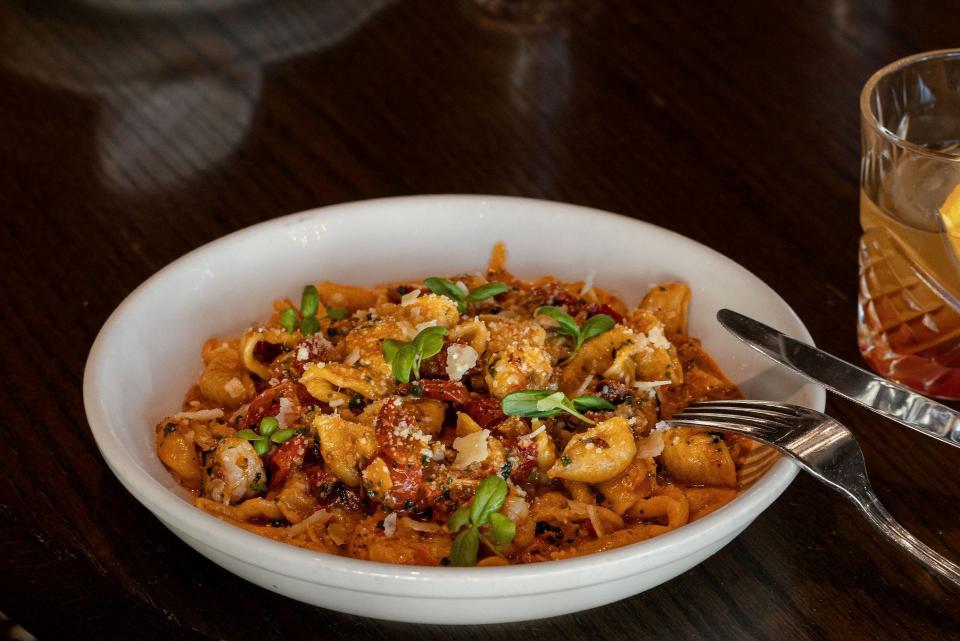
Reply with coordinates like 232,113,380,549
156,244,747,566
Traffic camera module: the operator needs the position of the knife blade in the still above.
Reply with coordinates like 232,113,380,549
717,308,960,449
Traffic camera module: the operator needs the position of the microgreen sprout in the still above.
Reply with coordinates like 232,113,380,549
535,306,615,358
448,475,516,566
326,306,349,321
423,277,509,314
236,416,295,455
381,326,448,384
280,285,325,335
500,390,614,425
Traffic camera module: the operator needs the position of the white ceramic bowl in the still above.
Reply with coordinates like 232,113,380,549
84,196,824,624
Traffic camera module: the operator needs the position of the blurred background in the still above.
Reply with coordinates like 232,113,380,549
2,1,959,640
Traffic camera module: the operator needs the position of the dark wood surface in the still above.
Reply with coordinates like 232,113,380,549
1,1,958,639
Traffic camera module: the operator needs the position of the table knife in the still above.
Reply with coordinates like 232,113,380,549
717,308,960,449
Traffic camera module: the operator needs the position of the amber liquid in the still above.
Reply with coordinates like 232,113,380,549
858,177,960,398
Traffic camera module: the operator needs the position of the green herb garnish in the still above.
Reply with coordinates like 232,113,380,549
535,306,615,357
381,326,448,384
279,285,324,335
326,306,349,321
423,277,509,313
500,390,614,425
448,475,516,566
236,416,295,455
279,307,297,333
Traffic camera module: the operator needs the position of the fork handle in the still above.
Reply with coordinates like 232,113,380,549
854,491,960,587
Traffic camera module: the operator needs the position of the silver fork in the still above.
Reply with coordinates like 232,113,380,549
663,399,960,587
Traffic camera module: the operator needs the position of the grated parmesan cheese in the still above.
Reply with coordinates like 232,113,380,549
521,423,546,441
646,323,672,350
574,374,594,397
445,344,478,381
344,348,361,366
633,379,672,390
328,399,345,408
172,408,224,421
633,379,672,398
451,429,490,469
296,347,310,361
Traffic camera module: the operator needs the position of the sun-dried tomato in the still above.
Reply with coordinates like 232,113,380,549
508,438,538,484
586,304,624,324
267,435,309,492
416,380,470,405
303,464,338,502
597,380,632,404
252,340,283,367
463,395,507,429
417,343,450,380
375,398,426,511
245,381,317,428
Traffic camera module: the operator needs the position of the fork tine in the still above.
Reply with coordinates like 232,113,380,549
672,405,795,428
684,399,803,417
660,417,772,437
667,412,779,433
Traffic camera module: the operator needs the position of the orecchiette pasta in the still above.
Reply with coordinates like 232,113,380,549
156,243,746,566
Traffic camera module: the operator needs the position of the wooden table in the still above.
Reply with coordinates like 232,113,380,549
2,1,958,639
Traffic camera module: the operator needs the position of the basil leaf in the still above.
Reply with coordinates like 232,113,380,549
235,429,260,440
300,316,319,336
535,306,581,342
465,281,509,302
300,285,320,319
488,512,516,548
279,307,297,333
535,391,568,414
326,306,348,321
412,326,448,361
579,314,616,347
423,277,466,309
501,390,563,418
381,339,404,364
571,395,615,412
450,526,480,567
253,439,270,456
392,344,418,384
470,475,507,526
447,506,472,533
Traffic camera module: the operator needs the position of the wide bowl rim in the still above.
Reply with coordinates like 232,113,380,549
83,194,823,597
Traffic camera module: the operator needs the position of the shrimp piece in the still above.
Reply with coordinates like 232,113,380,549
203,437,266,504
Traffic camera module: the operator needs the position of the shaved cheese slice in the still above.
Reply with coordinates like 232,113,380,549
445,344,478,381
452,429,491,469
344,348,361,366
586,503,604,537
383,511,398,537
400,290,421,306
580,270,596,295
635,433,665,458
277,397,296,429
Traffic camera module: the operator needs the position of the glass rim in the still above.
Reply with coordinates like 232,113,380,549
860,48,960,162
